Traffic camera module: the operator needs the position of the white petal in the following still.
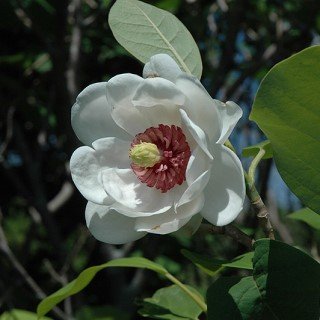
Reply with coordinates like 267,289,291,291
92,137,131,169
186,146,213,186
176,170,210,208
70,138,131,204
175,74,222,142
107,73,150,136
85,201,146,244
215,100,243,144
143,54,182,82
135,193,204,234
132,77,185,127
70,146,112,204
133,78,185,108
180,109,213,160
71,82,129,146
101,168,173,217
201,145,246,226
177,192,205,217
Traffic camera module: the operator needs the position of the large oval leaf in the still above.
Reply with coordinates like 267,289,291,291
250,46,320,213
109,0,202,78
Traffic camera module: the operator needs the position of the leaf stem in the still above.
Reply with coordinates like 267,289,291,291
165,272,208,313
225,140,275,240
247,147,266,189
245,176,275,240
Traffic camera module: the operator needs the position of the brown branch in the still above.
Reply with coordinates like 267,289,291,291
199,223,254,249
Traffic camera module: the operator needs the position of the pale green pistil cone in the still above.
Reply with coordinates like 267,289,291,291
129,142,161,168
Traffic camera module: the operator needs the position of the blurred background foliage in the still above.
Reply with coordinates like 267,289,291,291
0,0,319,319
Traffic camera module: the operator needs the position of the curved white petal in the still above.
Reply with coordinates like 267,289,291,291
176,170,210,208
107,73,150,136
186,146,213,186
135,193,204,234
133,77,185,108
180,109,213,160
70,146,112,205
85,201,146,244
71,82,129,145
215,100,243,144
101,168,173,217
175,74,222,142
143,54,182,82
201,145,245,226
92,137,131,169
70,138,131,204
132,77,185,127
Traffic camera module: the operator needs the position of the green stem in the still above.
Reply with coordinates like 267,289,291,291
247,148,266,188
225,140,275,240
165,272,208,313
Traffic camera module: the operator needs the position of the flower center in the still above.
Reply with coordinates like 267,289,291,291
129,142,161,168
130,124,191,193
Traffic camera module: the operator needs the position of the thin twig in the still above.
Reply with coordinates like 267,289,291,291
199,223,254,249
66,0,82,102
0,218,69,320
0,107,15,160
60,226,90,274
245,175,275,240
47,181,74,213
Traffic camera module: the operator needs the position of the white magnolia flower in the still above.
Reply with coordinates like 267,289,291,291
70,54,245,244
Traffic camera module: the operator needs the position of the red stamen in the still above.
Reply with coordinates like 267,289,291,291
131,125,191,192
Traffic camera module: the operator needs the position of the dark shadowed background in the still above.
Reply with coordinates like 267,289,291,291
1,0,319,318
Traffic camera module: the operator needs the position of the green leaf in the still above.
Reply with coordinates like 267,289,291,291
207,239,320,320
75,306,130,320
37,257,167,318
108,0,202,78
287,207,320,230
181,249,253,276
250,46,320,214
139,285,203,320
242,140,273,159
207,276,263,319
0,309,52,320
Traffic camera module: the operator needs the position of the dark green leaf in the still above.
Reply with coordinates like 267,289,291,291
181,249,253,276
207,276,263,319
250,46,320,214
207,239,320,320
75,306,130,320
